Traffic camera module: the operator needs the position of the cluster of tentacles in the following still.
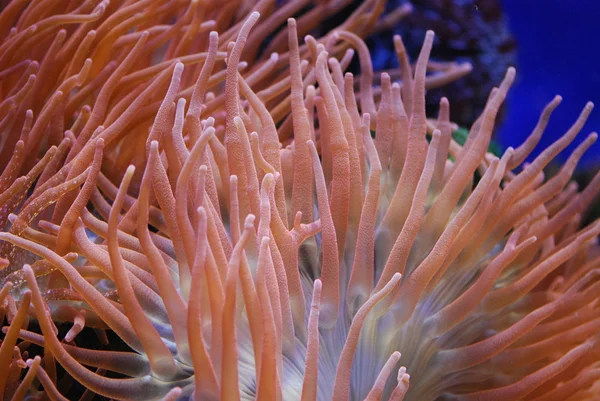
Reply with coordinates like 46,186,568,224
0,0,599,400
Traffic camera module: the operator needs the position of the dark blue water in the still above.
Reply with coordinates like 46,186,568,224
499,0,600,167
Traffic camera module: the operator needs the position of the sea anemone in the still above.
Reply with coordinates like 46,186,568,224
368,0,517,127
0,1,599,401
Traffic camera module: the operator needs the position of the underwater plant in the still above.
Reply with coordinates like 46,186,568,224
0,1,599,400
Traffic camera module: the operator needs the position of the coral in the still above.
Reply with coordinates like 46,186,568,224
0,1,599,401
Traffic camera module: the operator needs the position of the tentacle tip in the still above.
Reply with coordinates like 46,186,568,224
248,11,261,22
244,214,256,228
260,236,270,247
23,264,33,275
26,356,41,367
362,113,371,125
125,165,136,176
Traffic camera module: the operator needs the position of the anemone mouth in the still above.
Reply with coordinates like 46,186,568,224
0,1,599,401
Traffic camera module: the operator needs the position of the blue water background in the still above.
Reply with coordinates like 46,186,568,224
499,0,600,168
